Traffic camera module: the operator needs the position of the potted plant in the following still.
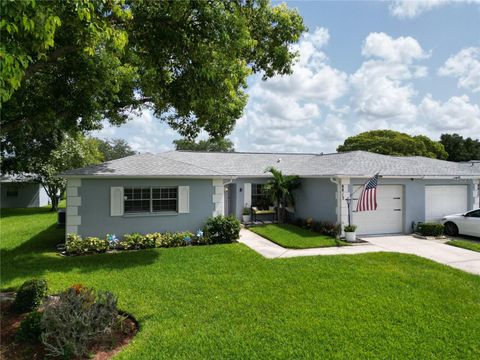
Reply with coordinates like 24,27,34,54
242,207,251,223
344,224,357,242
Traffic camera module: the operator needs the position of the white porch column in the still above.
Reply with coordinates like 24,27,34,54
212,179,225,216
335,177,350,237
66,178,82,236
472,179,479,209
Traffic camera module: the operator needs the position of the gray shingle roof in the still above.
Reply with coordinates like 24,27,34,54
60,150,480,178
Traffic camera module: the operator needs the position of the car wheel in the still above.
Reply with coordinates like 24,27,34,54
444,222,459,236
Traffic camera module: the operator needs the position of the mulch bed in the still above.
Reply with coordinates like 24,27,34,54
0,300,138,360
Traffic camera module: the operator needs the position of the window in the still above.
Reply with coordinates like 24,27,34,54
252,184,269,209
6,185,18,197
124,187,178,213
466,209,480,218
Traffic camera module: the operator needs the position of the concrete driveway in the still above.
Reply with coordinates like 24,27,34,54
364,235,480,275
239,229,480,275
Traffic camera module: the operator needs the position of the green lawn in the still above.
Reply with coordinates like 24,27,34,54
1,208,480,359
249,223,348,249
447,239,480,253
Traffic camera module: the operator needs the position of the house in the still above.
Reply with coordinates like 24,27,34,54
1,175,49,208
59,150,480,238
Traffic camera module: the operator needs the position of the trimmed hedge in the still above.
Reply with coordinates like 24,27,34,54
203,215,241,244
417,223,444,237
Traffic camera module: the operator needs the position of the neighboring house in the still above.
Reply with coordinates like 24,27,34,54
0,175,49,208
59,150,480,238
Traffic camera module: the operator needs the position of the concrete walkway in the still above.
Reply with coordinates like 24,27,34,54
239,228,480,275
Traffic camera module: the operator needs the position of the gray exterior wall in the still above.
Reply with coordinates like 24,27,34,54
75,178,215,238
0,182,45,208
293,178,337,223
350,177,475,234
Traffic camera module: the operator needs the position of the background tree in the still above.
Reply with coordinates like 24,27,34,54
337,130,448,159
263,167,300,223
440,134,480,162
1,0,306,174
31,136,103,211
94,138,136,161
173,137,234,152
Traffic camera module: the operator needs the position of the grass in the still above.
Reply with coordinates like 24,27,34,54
447,239,480,253
249,223,348,249
1,208,480,359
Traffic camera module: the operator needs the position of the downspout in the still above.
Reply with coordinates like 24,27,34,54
330,177,344,238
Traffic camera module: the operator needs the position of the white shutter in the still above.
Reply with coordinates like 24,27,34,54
110,187,124,216
244,183,251,207
178,186,190,213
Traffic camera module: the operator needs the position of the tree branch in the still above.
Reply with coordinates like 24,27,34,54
23,45,78,81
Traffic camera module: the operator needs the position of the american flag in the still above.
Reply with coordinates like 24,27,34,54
356,174,379,212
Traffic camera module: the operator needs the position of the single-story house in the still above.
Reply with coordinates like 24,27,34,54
1,175,49,208
59,150,480,238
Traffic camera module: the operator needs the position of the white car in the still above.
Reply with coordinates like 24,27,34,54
442,209,480,238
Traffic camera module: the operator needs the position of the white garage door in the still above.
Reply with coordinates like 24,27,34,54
425,185,468,221
352,185,403,235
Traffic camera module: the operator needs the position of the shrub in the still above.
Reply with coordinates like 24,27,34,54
84,237,109,253
158,232,188,247
144,232,162,248
203,215,241,244
119,233,145,250
12,279,48,312
41,287,118,358
65,233,84,254
417,223,444,237
16,311,43,343
242,207,250,215
344,224,357,233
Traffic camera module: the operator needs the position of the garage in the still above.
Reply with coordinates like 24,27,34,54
425,185,468,221
352,185,403,235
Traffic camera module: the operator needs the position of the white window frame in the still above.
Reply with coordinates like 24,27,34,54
123,186,178,214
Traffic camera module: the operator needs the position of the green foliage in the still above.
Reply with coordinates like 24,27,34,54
41,287,119,358
440,133,480,162
13,279,48,312
16,311,43,343
417,223,444,237
173,137,235,152
66,234,109,254
2,0,305,176
119,233,146,250
344,225,357,232
94,137,136,161
203,216,241,244
263,167,300,223
337,130,448,159
243,207,251,215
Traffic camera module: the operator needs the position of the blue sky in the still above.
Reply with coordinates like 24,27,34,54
94,0,480,154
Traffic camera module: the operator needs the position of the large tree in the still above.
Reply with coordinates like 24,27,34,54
440,134,480,162
1,0,306,172
263,167,300,223
94,138,136,161
337,130,448,159
173,137,234,152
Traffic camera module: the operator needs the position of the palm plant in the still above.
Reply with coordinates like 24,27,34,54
263,167,300,223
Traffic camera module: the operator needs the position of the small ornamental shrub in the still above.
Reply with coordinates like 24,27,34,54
84,237,109,253
65,233,84,254
144,233,162,248
417,223,444,237
119,233,145,250
16,311,43,343
13,279,48,312
203,215,241,244
41,287,118,358
344,224,357,233
242,207,250,215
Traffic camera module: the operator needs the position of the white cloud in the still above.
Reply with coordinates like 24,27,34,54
438,47,480,92
418,94,480,133
350,33,428,123
92,110,174,153
389,0,480,19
